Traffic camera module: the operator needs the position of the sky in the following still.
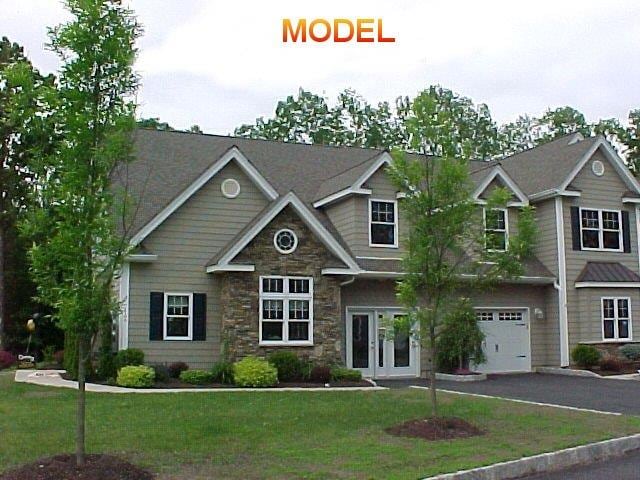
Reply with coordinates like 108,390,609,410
2,0,640,135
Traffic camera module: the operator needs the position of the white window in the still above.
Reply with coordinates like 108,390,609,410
484,208,508,251
164,293,193,340
369,199,398,247
580,208,622,251
498,311,523,321
602,297,632,341
259,276,313,345
476,311,495,322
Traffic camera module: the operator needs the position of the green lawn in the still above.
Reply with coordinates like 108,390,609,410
1,371,639,479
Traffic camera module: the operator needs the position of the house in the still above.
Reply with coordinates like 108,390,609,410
114,129,640,378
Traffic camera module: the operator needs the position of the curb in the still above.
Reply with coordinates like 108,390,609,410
436,372,487,382
535,366,601,378
422,433,640,480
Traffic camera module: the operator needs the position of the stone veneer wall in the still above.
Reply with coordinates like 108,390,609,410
219,207,344,363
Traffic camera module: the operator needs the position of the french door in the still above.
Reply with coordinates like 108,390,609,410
347,309,419,378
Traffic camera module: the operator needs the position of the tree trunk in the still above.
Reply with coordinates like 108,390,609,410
76,334,87,466
428,332,438,417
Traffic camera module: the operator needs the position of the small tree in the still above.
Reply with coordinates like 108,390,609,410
387,89,536,417
436,299,485,372
21,0,140,466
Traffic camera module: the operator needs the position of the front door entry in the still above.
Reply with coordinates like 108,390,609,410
347,309,419,378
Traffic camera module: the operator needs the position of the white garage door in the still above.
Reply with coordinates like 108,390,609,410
473,309,531,373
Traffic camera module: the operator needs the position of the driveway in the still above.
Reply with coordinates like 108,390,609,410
377,373,640,415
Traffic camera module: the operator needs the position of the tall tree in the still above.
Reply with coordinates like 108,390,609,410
0,38,56,349
136,116,174,131
21,0,140,465
622,110,640,174
387,91,536,416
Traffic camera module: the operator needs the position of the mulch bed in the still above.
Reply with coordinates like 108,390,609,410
0,454,155,480
385,417,485,441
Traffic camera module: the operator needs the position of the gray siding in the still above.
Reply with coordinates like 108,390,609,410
563,149,640,347
127,161,269,368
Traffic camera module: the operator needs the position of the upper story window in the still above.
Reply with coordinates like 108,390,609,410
602,297,631,341
259,276,313,345
164,293,193,340
369,199,398,247
484,208,508,252
580,208,622,251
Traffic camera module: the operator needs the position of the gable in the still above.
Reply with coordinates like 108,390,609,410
568,149,630,202
363,166,397,198
473,166,528,205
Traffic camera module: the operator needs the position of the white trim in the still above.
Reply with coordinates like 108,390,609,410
211,192,360,272
472,165,529,205
358,270,403,278
529,189,582,201
576,282,640,288
321,268,361,275
475,199,528,207
312,188,371,208
559,137,640,195
273,228,298,255
129,146,278,246
483,207,509,252
355,256,403,261
259,275,314,346
163,292,193,341
622,197,640,204
353,152,393,190
601,296,633,341
578,207,623,252
555,197,570,366
117,262,130,350
221,178,241,199
368,198,399,248
206,264,255,273
125,254,157,263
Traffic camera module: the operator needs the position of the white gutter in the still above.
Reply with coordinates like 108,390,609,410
555,197,570,367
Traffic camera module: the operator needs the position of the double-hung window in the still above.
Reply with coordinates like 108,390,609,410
369,199,398,247
580,208,622,251
484,208,508,251
602,297,631,340
260,276,313,345
164,293,193,340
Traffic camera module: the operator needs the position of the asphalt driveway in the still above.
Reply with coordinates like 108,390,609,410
377,373,640,415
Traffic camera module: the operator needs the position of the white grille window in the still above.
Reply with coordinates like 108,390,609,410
370,200,398,247
164,293,193,340
476,311,494,321
498,311,523,321
484,208,508,251
260,276,313,344
602,297,631,340
580,208,622,251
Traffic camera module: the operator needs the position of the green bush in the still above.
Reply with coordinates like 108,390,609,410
180,369,214,385
267,351,302,381
330,367,362,382
152,364,170,382
619,344,640,361
116,365,155,388
437,299,485,372
115,348,144,369
571,344,600,368
233,356,277,387
211,361,234,384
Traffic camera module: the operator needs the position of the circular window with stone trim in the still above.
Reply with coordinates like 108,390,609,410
221,178,241,198
592,160,605,177
274,229,298,254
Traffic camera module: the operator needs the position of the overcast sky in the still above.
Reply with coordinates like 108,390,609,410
3,0,640,135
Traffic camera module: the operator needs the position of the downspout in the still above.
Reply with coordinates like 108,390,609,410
340,276,356,287
554,197,570,366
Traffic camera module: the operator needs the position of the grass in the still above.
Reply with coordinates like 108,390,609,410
1,371,640,479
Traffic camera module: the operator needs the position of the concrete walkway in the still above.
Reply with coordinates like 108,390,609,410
14,369,386,393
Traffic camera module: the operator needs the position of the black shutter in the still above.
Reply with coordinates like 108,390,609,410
570,206,581,251
193,293,206,341
622,211,631,253
149,292,164,340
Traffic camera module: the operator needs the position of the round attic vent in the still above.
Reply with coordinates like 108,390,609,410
592,160,605,177
221,178,241,198
274,229,298,254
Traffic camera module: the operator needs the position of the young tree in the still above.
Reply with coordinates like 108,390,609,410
21,0,140,465
387,91,536,416
0,37,56,349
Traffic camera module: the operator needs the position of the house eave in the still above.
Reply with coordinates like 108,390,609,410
575,282,640,288
206,264,255,273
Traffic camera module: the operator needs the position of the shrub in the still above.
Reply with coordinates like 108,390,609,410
599,355,625,372
115,348,144,369
53,350,64,366
330,367,362,382
233,356,277,387
619,344,640,361
116,365,155,388
42,345,56,363
437,299,485,372
152,365,170,382
180,369,213,385
168,361,189,378
309,365,331,383
571,344,600,368
211,360,234,384
268,351,302,381
0,351,16,370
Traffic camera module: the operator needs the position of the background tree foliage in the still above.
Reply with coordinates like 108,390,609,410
20,0,140,465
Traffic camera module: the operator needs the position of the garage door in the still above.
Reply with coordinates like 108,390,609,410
473,309,531,373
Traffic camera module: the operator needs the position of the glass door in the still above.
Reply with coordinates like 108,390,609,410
376,312,418,377
348,312,374,377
